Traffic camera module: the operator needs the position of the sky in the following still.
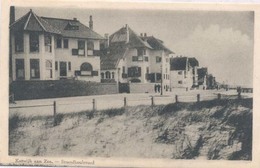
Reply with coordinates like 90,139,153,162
15,7,254,87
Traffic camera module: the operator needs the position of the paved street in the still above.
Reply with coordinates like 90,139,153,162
9,89,251,117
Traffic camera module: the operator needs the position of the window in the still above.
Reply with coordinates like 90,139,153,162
56,38,62,48
122,66,126,74
146,67,149,74
87,41,94,56
55,61,58,71
78,40,85,56
72,49,78,55
137,48,146,56
15,33,24,52
101,72,104,79
80,62,92,75
45,60,52,79
145,56,149,62
156,56,162,63
105,71,111,79
128,67,141,77
178,80,183,84
29,32,39,52
68,62,71,71
44,34,52,52
112,72,115,79
63,39,69,48
132,56,138,62
30,59,40,79
178,71,182,75
15,59,24,80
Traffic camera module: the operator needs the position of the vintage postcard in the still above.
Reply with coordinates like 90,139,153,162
0,0,260,167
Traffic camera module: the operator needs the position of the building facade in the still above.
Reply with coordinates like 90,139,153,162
10,9,104,82
100,25,173,93
169,56,199,90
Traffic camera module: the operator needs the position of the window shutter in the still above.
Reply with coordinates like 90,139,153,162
92,71,98,76
138,67,141,77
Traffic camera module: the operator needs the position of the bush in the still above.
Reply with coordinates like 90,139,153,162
9,113,24,132
101,108,125,118
54,113,64,126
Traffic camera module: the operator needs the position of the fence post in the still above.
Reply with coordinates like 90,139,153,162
197,94,200,102
217,93,221,100
238,92,241,99
124,97,127,107
93,99,96,111
151,96,154,107
53,101,57,126
175,95,178,103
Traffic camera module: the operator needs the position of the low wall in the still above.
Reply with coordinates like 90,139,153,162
129,83,157,93
10,80,118,100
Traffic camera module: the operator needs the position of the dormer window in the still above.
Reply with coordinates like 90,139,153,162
65,22,79,30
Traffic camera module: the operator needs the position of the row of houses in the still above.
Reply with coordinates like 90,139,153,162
9,8,216,94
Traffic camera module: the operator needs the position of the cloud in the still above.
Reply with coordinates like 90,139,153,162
173,24,253,87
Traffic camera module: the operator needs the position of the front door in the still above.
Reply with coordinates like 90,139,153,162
60,62,67,77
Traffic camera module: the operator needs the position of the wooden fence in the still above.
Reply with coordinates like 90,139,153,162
10,92,246,120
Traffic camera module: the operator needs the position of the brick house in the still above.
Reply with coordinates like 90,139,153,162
100,25,173,93
169,56,199,90
10,9,104,82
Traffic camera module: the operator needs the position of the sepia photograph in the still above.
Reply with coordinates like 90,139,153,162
1,1,259,168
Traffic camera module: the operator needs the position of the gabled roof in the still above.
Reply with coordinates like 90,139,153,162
10,10,104,40
109,26,152,49
170,57,199,71
101,44,128,70
141,36,174,54
10,10,61,34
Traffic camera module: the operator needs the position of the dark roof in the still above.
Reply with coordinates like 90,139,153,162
109,26,152,49
10,10,104,40
42,17,104,39
170,57,188,70
141,36,174,54
10,10,61,34
101,45,128,70
170,57,199,70
189,57,199,67
101,25,174,70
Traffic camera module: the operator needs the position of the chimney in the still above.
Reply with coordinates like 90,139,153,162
89,15,93,30
140,33,143,37
144,33,147,37
10,6,15,25
73,18,77,21
104,33,109,48
125,24,129,43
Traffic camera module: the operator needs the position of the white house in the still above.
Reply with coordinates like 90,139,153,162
169,56,199,90
10,9,104,82
100,25,173,93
